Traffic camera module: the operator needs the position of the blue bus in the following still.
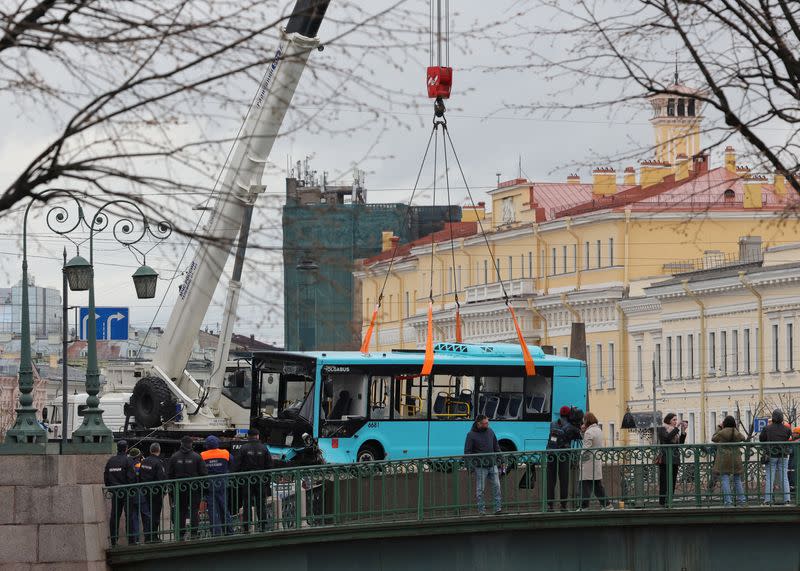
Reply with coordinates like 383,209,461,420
251,342,587,464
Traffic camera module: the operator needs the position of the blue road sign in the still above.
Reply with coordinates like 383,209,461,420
754,417,769,433
79,307,129,341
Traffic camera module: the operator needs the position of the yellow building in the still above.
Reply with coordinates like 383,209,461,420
355,78,799,445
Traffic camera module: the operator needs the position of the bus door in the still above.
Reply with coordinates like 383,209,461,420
427,372,475,458
551,362,586,416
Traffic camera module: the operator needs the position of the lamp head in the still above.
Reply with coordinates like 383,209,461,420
64,255,92,291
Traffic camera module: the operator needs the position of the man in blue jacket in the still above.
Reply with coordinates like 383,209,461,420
464,414,502,515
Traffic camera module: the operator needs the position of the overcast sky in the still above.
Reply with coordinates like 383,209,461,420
0,1,721,346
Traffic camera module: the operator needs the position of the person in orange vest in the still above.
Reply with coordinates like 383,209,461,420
201,435,233,535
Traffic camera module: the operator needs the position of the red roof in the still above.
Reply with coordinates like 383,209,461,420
363,222,478,266
554,166,793,218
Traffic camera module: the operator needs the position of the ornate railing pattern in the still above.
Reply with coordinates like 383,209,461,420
104,442,800,547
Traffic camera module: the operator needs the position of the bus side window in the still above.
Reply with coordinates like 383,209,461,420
392,375,426,419
523,374,552,420
369,376,391,419
431,374,473,420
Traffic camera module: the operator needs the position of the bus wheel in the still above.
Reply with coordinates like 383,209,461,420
357,442,383,463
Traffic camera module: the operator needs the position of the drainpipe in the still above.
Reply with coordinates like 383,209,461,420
682,280,707,441
616,302,628,444
535,224,550,294
394,272,406,349
739,272,764,404
566,217,582,290
527,299,548,346
623,208,632,288
561,293,582,323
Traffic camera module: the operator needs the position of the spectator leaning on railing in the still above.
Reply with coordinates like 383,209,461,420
759,409,792,505
711,416,746,506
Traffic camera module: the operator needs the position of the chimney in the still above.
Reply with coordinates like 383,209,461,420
692,153,709,175
738,236,763,263
724,146,736,174
623,167,636,186
743,177,763,209
774,173,787,195
639,160,670,188
592,167,616,196
566,173,581,184
675,154,690,181
381,231,394,252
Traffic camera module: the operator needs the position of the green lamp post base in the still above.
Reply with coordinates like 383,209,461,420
0,406,49,454
63,408,114,454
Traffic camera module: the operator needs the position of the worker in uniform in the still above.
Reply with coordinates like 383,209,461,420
104,440,139,546
235,428,274,532
167,435,208,540
139,442,167,543
201,435,234,535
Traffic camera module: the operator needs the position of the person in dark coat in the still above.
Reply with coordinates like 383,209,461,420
139,442,167,542
759,409,792,505
712,416,746,506
104,440,139,546
201,435,234,535
656,413,687,506
464,414,502,515
235,428,274,532
546,406,582,511
167,436,208,539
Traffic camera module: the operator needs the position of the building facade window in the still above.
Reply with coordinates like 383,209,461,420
636,345,643,388
744,328,751,373
528,252,533,278
709,332,716,372
483,259,488,284
562,245,568,274
773,323,779,371
405,291,409,318
787,323,794,370
551,248,556,276
667,337,673,380
596,343,604,388
677,336,683,378
508,256,513,280
572,244,577,272
596,240,601,268
732,330,739,374
609,342,615,388
609,238,614,266
584,241,590,270
721,331,727,375
688,334,694,377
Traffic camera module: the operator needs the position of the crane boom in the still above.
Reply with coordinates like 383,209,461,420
152,1,328,386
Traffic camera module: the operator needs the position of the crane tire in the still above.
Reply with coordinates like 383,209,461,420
131,377,175,428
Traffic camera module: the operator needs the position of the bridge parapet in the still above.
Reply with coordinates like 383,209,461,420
105,441,800,550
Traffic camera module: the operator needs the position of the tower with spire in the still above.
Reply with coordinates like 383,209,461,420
647,63,705,165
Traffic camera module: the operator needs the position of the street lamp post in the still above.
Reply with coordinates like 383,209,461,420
1,190,171,454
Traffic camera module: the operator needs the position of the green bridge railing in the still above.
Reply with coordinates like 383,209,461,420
105,442,799,548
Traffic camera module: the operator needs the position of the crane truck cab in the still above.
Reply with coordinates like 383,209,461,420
42,392,130,439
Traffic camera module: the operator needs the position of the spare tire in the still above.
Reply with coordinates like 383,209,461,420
130,377,176,428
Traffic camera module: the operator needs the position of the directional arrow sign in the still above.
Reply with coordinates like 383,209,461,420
79,307,129,340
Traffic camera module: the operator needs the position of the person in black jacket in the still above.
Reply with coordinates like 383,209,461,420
139,442,167,543
759,409,792,505
546,406,582,511
656,413,687,506
235,428,274,532
167,436,208,539
104,440,139,546
464,415,502,515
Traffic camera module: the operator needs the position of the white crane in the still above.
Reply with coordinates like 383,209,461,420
102,0,330,436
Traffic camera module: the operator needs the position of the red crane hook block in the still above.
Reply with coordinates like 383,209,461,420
426,66,452,99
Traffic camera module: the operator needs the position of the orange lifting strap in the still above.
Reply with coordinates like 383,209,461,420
454,306,462,343
360,303,380,353
507,304,535,376
421,301,435,375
